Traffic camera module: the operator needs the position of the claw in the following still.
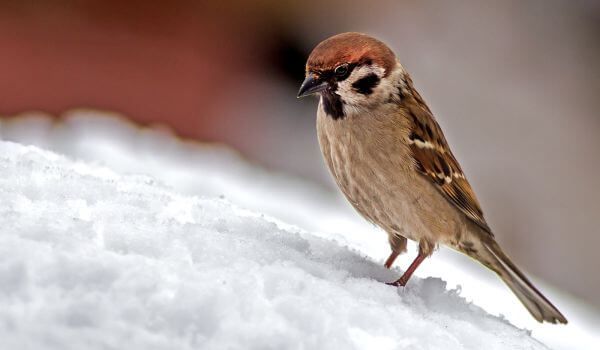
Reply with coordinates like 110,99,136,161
386,277,408,287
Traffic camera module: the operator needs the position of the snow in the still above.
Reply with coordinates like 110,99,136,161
0,111,598,350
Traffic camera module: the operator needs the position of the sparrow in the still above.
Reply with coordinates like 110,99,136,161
297,32,567,324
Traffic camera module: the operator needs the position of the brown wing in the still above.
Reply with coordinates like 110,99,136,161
403,76,492,234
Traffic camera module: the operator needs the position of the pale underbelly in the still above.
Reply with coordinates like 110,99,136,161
327,146,462,245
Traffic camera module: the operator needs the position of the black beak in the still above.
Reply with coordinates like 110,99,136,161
297,73,327,98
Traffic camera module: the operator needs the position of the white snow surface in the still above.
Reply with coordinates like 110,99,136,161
0,111,598,350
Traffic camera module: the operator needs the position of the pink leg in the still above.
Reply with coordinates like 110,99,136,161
386,252,426,287
384,251,400,269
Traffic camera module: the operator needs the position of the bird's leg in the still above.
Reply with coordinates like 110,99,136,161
387,241,433,287
386,252,426,287
384,251,400,269
385,234,407,269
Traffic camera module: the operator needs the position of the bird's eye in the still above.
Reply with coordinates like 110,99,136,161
334,64,349,78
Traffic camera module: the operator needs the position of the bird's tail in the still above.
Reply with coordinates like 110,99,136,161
465,236,567,324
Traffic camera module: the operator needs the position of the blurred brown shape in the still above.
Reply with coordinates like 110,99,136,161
0,0,274,141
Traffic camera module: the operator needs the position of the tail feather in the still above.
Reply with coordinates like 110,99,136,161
472,238,567,324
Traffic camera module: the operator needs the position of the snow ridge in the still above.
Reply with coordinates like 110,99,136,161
0,141,548,350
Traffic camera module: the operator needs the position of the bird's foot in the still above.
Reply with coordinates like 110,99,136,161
385,251,426,287
386,276,408,287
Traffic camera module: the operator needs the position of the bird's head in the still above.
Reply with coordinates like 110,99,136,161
298,32,401,119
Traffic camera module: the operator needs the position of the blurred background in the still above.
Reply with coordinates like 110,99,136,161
0,0,599,310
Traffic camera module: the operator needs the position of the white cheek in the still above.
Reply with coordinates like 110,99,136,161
337,79,367,108
336,66,389,114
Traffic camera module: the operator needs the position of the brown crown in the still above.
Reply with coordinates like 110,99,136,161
306,32,396,77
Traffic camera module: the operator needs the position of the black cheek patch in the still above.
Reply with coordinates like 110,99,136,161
322,91,345,120
352,74,380,95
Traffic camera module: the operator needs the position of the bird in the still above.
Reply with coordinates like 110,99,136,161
297,32,567,324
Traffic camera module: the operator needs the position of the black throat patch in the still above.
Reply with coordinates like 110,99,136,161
352,73,380,95
321,91,345,120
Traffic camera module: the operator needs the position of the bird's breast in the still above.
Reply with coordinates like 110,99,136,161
316,104,423,236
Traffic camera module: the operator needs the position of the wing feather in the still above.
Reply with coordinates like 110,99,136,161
403,76,492,234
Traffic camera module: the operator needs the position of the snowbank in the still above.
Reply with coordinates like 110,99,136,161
0,111,598,349
0,141,547,350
